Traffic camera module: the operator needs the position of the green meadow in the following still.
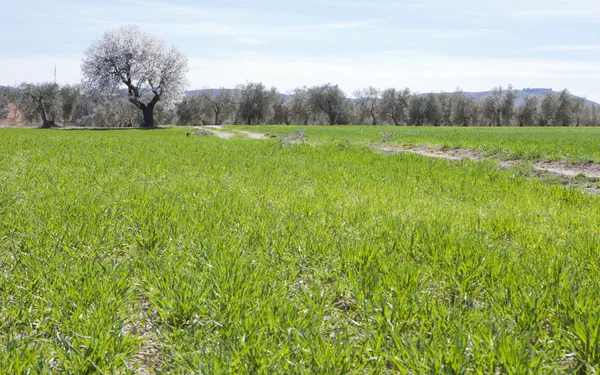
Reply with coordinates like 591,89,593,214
1,127,600,374
242,125,600,163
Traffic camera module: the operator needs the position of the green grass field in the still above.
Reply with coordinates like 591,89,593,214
241,125,600,163
1,127,600,374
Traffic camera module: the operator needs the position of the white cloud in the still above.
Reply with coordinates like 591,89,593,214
138,21,372,40
236,37,266,46
397,28,490,39
301,20,377,30
49,1,479,45
536,45,600,52
509,9,600,21
332,0,600,22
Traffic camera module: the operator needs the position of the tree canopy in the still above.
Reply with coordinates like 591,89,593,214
82,25,188,127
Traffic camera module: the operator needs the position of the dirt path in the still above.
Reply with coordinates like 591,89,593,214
209,130,237,140
203,126,237,139
200,126,270,140
376,144,600,180
237,130,269,140
532,161,600,179
379,145,487,162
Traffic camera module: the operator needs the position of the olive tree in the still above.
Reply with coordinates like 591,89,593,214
201,89,237,125
92,99,143,128
60,85,80,123
538,90,579,126
424,94,442,126
438,92,453,126
589,104,600,126
71,91,105,127
514,95,539,126
272,97,292,125
82,25,188,128
0,86,13,120
482,86,501,126
408,94,427,126
17,83,63,128
501,86,518,125
288,87,312,125
354,86,380,125
380,88,410,126
539,92,556,126
236,82,276,125
482,85,517,126
582,104,598,127
572,97,586,127
308,84,346,125
451,89,476,127
554,89,573,126
176,95,205,126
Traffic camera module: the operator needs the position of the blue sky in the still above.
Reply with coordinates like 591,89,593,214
2,0,600,100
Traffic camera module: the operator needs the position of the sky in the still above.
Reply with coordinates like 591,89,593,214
1,0,600,101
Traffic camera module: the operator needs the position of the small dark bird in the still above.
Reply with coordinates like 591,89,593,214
186,132,191,137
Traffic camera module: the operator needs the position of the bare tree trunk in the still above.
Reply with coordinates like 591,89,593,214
39,108,54,128
328,113,336,125
142,106,155,128
40,120,54,128
39,101,49,128
129,91,159,128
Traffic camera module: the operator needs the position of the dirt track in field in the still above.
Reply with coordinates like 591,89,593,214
533,161,600,179
204,126,237,139
376,144,600,181
237,130,269,140
201,126,269,140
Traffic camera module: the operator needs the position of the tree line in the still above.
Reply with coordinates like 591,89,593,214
2,82,598,128
180,83,600,127
0,25,599,128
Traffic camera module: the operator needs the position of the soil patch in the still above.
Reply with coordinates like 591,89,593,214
209,130,237,139
202,126,236,139
534,161,600,179
238,130,269,140
0,104,26,127
378,144,486,161
203,126,268,140
123,298,162,374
